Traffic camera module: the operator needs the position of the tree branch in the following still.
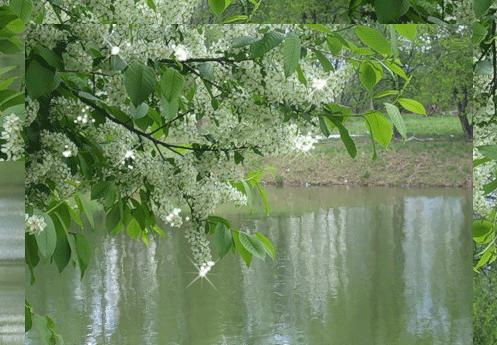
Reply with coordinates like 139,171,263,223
61,83,257,155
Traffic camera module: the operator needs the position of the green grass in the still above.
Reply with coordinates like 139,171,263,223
474,268,497,345
244,114,471,188
344,113,463,138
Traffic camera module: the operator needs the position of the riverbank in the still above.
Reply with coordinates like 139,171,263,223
245,134,472,189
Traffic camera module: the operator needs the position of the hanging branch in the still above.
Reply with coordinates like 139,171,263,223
61,83,258,155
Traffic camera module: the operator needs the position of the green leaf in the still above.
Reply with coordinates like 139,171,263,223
91,180,114,200
383,60,407,80
365,120,378,161
0,65,17,77
53,204,71,232
353,47,375,55
365,111,392,148
473,220,494,243
232,35,258,48
0,89,23,111
2,17,23,33
51,215,71,273
35,212,57,259
160,67,185,120
25,300,33,332
483,179,497,195
474,0,494,18
25,60,56,99
0,77,14,90
326,36,343,55
398,98,426,115
384,103,406,140
475,246,496,270
473,22,488,45
474,157,491,167
109,55,127,71
354,26,392,55
222,15,248,23
75,193,95,230
208,0,231,16
126,217,142,238
25,235,39,284
359,61,378,91
426,16,447,24
34,314,52,345
319,116,331,137
238,231,266,260
374,90,398,98
146,0,156,11
78,91,100,102
214,223,232,259
393,24,417,42
473,59,494,75
32,45,63,70
374,0,410,23
75,234,91,279
249,30,285,59
8,0,33,23
283,33,301,78
477,145,497,160
130,102,149,119
234,151,244,165
313,49,333,73
106,202,122,233
295,63,307,86
326,115,357,158
255,232,275,260
233,230,252,267
124,62,156,107
255,183,271,215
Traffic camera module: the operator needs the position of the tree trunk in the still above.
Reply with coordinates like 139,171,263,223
455,86,472,141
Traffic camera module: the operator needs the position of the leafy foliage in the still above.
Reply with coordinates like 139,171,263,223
0,4,24,161
24,24,423,343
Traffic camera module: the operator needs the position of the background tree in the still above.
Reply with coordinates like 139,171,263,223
339,24,472,140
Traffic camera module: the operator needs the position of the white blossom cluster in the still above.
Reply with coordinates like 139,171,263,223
25,214,47,236
185,222,212,266
26,96,40,126
26,24,356,266
0,114,24,161
293,132,320,152
40,130,78,158
32,0,203,24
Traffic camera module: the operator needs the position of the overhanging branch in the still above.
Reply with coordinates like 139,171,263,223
60,83,257,155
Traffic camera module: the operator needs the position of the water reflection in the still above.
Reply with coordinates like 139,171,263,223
0,162,24,345
26,187,472,345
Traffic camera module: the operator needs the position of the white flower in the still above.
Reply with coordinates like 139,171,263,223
111,46,120,55
25,214,47,236
0,114,24,161
312,78,327,90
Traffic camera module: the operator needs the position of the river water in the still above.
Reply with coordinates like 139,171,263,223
26,186,472,345
0,163,24,345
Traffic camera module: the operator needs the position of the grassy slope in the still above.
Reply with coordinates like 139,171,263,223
244,114,472,188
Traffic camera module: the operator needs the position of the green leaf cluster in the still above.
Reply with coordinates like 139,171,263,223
208,215,275,267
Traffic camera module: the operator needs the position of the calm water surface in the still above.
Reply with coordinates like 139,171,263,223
26,186,472,345
0,163,24,345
